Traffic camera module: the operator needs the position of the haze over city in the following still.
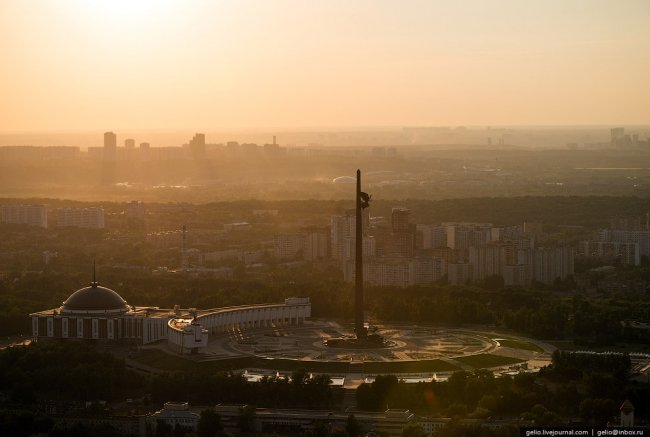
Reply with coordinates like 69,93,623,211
1,0,649,132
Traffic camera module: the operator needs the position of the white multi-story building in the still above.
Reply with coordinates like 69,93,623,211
599,229,650,258
342,235,376,260
502,264,532,287
409,256,446,285
447,262,471,285
578,240,639,266
343,258,410,287
126,201,145,221
416,224,448,250
445,223,493,257
274,230,329,261
365,259,410,287
468,243,513,282
331,211,355,260
532,247,575,285
274,234,306,260
1,204,48,228
56,207,105,229
303,230,329,261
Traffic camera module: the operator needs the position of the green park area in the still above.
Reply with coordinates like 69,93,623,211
454,353,524,369
132,348,461,375
496,338,544,353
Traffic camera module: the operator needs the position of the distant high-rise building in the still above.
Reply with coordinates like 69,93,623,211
447,262,471,285
598,228,650,259
532,247,574,285
263,142,284,157
124,138,135,149
469,241,515,282
139,142,151,161
523,222,545,241
104,132,117,155
611,127,625,144
263,136,285,157
391,208,410,233
468,240,532,286
241,143,259,154
274,234,306,260
104,131,116,147
1,204,48,228
102,132,117,184
187,133,206,158
409,256,446,285
225,141,239,153
415,224,448,249
56,207,105,229
445,222,492,258
127,201,145,221
502,264,531,287
303,227,329,261
367,207,415,258
344,258,410,287
579,241,639,266
342,235,376,260
331,211,356,261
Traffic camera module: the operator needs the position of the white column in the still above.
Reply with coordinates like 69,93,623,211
32,317,38,338
47,317,53,337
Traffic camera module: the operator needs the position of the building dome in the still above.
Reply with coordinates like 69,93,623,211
61,283,129,314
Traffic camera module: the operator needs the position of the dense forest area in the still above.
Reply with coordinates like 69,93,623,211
357,352,649,426
3,195,650,231
0,343,338,436
0,343,648,436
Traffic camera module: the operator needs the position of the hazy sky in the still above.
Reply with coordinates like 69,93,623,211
1,0,649,131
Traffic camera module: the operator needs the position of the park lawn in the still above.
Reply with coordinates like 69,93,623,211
547,341,650,353
455,354,524,369
497,339,544,353
131,350,460,375
546,341,578,351
363,359,459,374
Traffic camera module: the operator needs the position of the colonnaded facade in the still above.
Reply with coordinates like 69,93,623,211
30,280,311,354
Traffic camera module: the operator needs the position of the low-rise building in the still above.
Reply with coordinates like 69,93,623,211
149,402,199,434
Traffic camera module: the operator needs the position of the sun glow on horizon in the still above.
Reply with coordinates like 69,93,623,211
77,0,177,23
0,0,648,131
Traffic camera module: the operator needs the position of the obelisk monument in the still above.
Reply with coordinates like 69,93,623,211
355,169,366,339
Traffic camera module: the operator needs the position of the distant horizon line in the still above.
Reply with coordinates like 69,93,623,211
2,123,650,134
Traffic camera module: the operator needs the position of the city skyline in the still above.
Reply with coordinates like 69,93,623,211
1,0,649,132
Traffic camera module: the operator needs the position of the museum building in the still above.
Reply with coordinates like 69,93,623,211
30,280,311,354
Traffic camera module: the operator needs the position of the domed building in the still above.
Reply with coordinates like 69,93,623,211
62,283,129,314
31,280,311,354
